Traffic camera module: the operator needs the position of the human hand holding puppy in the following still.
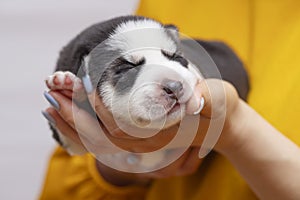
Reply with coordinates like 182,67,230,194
42,14,300,198
43,76,300,200
43,76,240,184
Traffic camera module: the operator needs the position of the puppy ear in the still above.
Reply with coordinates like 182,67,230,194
164,24,180,42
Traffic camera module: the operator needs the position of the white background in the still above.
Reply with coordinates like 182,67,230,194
0,1,138,199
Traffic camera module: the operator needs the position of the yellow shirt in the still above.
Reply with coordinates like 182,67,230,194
39,1,300,199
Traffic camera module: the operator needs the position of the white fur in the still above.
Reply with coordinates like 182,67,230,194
49,19,202,168
107,19,177,55
46,71,82,91
95,20,199,130
101,49,198,129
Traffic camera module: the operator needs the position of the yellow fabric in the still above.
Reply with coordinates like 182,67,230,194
39,147,147,200
39,0,300,199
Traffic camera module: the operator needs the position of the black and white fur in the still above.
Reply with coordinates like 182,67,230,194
47,16,249,166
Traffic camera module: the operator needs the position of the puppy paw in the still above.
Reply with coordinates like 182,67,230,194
46,71,82,90
45,71,86,101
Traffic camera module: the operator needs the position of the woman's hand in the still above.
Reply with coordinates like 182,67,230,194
43,78,242,185
44,78,242,153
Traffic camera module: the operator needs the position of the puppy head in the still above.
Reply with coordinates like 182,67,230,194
85,18,200,129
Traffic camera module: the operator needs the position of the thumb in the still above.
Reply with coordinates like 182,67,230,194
186,79,237,118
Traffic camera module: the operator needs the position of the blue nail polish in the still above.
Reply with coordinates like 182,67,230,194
44,91,60,110
42,111,56,125
82,74,93,94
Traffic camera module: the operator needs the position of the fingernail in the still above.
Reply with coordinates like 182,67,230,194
193,97,205,115
82,74,93,94
41,110,56,125
44,91,60,110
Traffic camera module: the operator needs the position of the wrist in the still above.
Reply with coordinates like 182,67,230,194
214,99,252,155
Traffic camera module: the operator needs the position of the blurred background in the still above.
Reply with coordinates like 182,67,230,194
0,0,138,199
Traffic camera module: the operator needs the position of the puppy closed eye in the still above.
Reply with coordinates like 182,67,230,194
113,57,145,75
161,50,188,68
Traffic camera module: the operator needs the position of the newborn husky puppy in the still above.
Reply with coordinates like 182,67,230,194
46,16,249,166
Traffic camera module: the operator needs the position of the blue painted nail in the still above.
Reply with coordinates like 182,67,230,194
44,91,60,110
82,74,93,94
42,111,56,125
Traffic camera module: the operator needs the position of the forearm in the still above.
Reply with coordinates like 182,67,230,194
219,100,300,200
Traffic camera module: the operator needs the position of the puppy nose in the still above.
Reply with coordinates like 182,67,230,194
162,80,183,100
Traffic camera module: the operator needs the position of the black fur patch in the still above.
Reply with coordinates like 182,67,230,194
55,15,150,75
161,50,188,68
109,57,145,94
49,123,63,146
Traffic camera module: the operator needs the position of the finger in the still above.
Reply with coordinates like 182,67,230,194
81,75,174,139
48,91,98,132
48,91,107,143
187,79,225,118
87,89,140,139
47,91,128,154
58,89,73,99
198,79,239,118
193,79,239,157
89,89,187,144
189,80,212,118
84,86,159,140
46,90,170,152
46,107,83,146
80,75,118,134
93,93,130,137
186,83,203,115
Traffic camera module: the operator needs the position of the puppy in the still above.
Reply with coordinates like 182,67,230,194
45,15,249,168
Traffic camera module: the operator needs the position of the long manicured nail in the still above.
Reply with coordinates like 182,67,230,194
193,97,205,115
44,91,60,110
42,110,56,125
82,74,93,94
